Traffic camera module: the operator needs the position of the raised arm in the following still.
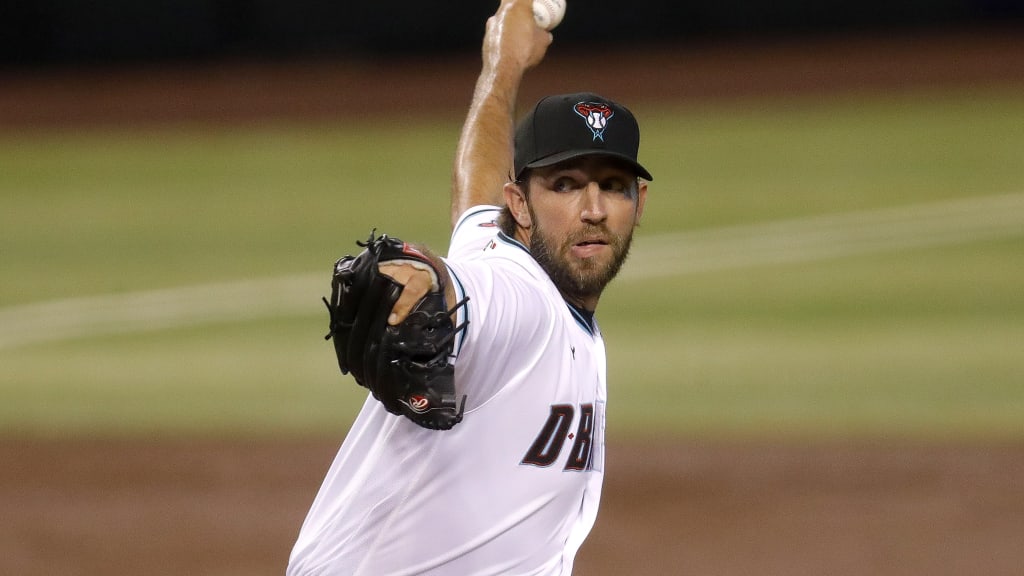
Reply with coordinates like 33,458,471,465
450,0,553,228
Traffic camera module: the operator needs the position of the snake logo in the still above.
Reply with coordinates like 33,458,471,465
574,102,615,142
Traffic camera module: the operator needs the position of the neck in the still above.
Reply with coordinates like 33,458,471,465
561,291,599,312
513,225,531,248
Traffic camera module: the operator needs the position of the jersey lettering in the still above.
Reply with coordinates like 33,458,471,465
520,403,596,472
563,403,594,471
521,404,574,467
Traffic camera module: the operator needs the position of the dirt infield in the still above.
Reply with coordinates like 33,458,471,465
3,437,1023,575
3,28,1024,576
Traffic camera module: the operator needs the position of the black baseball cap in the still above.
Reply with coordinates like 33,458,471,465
514,92,653,181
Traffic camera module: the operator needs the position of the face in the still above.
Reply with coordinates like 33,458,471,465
507,156,647,308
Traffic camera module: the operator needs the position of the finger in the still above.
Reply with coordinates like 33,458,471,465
486,0,553,69
388,273,431,325
379,265,433,325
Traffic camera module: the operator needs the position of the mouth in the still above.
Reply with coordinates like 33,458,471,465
570,238,610,258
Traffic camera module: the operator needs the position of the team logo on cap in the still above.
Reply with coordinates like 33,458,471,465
574,102,615,142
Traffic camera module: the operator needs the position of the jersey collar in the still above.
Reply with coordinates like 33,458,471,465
566,302,597,335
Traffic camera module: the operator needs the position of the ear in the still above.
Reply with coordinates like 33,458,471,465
503,181,532,228
635,180,649,223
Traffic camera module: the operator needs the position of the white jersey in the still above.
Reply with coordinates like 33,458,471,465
287,206,607,576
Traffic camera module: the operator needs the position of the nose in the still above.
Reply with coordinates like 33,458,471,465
580,182,607,224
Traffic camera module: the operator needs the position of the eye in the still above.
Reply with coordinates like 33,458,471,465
552,177,579,193
600,178,631,195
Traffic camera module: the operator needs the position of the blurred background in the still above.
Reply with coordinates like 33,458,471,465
2,0,1024,65
2,1,1024,575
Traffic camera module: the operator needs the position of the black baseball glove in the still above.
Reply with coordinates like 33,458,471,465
323,231,468,430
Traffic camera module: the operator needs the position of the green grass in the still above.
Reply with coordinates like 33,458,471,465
2,85,1023,439
602,238,1024,440
641,87,1024,229
1,122,459,305
0,317,361,437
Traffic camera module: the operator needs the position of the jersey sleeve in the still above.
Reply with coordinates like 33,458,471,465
447,205,502,260
443,214,562,411
445,257,556,410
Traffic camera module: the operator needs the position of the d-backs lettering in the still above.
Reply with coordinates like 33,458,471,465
521,403,596,471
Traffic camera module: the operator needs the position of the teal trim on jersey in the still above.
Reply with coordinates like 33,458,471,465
445,263,470,358
496,231,531,255
566,302,597,336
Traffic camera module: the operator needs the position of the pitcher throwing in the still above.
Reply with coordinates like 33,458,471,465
288,0,653,573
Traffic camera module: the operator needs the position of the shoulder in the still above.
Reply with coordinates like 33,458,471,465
447,206,541,276
444,238,559,355
448,205,503,259
445,221,547,298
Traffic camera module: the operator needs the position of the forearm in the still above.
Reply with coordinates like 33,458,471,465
450,69,519,226
450,0,552,228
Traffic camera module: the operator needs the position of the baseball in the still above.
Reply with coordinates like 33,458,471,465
533,0,566,31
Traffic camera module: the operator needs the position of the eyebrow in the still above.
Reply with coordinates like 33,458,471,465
539,159,636,178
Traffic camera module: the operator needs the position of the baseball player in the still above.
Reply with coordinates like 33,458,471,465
287,0,652,573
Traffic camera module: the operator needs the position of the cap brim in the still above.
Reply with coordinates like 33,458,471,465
524,150,654,181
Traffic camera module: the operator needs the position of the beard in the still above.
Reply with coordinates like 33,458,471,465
529,212,635,303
